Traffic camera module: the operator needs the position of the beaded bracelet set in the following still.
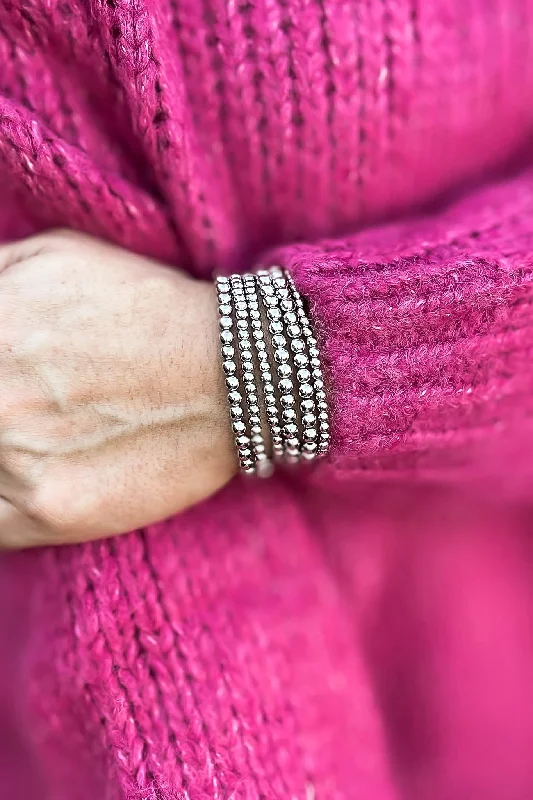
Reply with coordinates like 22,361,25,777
215,267,330,476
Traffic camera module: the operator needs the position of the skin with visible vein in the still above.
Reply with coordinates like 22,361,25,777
0,230,236,548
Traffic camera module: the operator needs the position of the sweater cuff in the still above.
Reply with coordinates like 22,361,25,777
265,169,533,485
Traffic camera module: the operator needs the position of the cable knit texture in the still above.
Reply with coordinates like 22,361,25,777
1,2,533,799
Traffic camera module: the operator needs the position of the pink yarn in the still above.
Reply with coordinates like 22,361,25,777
1,2,533,798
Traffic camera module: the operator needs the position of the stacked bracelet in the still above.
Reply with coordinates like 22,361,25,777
216,267,330,476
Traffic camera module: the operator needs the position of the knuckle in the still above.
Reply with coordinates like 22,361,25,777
40,228,92,253
39,227,83,246
25,478,92,534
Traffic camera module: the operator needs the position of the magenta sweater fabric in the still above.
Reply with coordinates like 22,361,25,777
2,2,533,799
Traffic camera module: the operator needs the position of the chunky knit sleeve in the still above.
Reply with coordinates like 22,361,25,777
271,168,533,491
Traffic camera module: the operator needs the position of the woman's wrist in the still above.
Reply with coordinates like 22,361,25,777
171,275,238,492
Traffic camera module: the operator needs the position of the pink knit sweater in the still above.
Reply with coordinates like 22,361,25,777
2,2,533,799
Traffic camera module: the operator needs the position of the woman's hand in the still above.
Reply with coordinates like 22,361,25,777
0,230,237,548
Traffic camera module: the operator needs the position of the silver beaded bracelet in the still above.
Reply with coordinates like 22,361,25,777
216,267,330,475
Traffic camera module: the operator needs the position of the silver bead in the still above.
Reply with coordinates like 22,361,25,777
235,300,247,311
271,425,282,435
304,428,317,441
249,415,261,426
303,442,318,453
272,334,286,348
265,394,276,406
253,328,264,340
218,293,231,305
294,354,309,367
241,350,253,361
283,423,298,437
302,326,313,338
275,348,290,363
317,401,328,412
301,399,314,413
220,330,234,345
267,308,282,320
316,390,326,401
284,311,298,324
247,394,258,405
249,405,260,415
287,324,301,338
312,369,323,380
282,408,297,422
277,287,290,298
280,299,293,311
297,368,311,383
256,341,266,351
318,411,328,422
251,425,262,435
226,376,239,390
264,382,275,394
278,364,292,378
320,421,330,432
269,320,284,334
266,404,278,417
228,390,242,404
220,316,233,329
314,379,324,391
233,420,246,434
236,435,250,447
243,371,254,383
262,285,275,296
251,319,262,329
249,309,260,320
222,345,235,359
310,357,321,368
291,339,305,353
299,383,313,398
281,394,295,408
237,319,248,330
239,330,250,341
279,378,293,393
219,303,232,316
309,346,320,357
303,413,316,426
223,360,236,374
230,406,243,419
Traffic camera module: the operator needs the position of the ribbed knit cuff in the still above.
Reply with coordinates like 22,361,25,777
266,168,533,488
